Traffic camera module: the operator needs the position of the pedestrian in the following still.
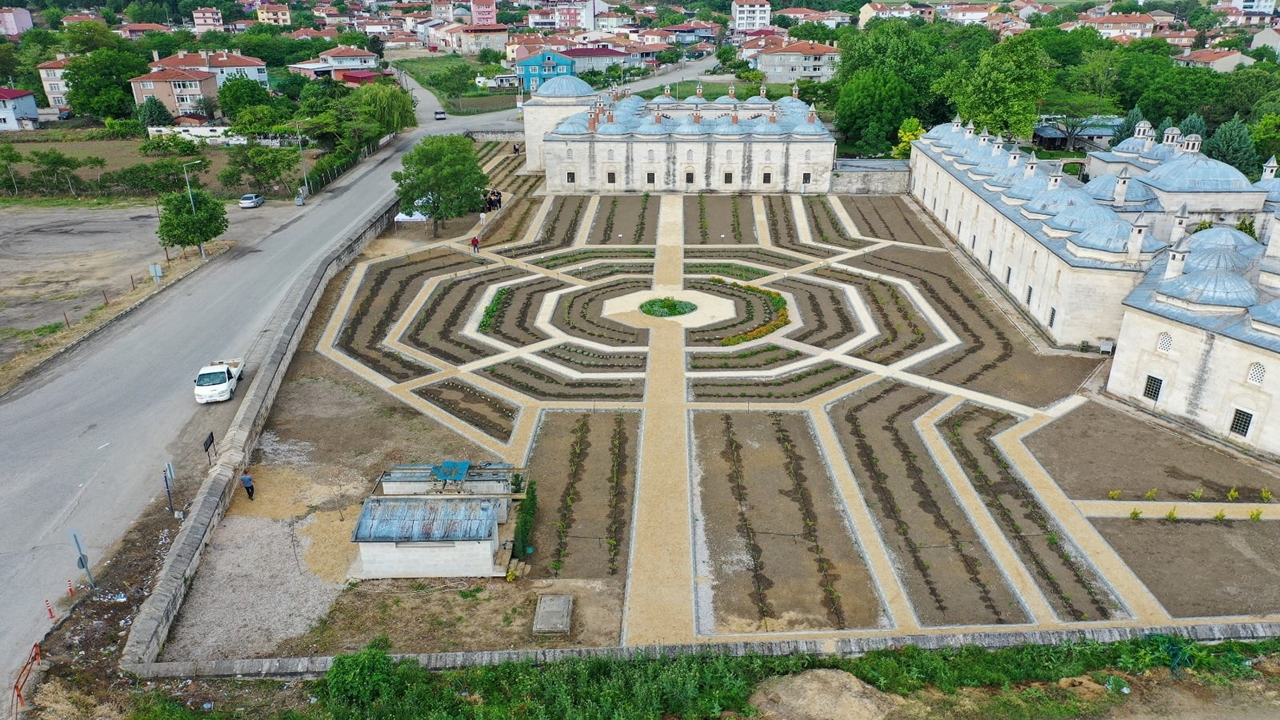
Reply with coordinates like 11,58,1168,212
471,236,480,253
495,190,503,209
240,473,255,501
513,143,520,155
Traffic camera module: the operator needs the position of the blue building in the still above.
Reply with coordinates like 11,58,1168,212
515,50,575,91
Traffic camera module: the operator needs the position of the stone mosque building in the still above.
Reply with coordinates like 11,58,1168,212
909,119,1280,457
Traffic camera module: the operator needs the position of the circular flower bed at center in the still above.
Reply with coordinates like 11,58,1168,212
640,297,697,317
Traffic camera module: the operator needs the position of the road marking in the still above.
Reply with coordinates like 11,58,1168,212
97,443,110,450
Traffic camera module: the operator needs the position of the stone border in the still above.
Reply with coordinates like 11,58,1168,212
466,130,524,143
119,196,401,665
120,621,1280,680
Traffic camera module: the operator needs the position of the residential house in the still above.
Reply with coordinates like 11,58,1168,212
130,68,218,117
662,20,718,44
936,4,990,24
256,4,292,26
318,44,380,78
383,31,425,48
986,12,1029,36
35,55,74,109
550,0,608,31
432,0,454,20
858,2,917,26
560,46,631,71
731,0,770,31
61,13,105,24
638,27,674,44
471,0,496,25
0,89,39,131
526,8,556,28
740,33,786,63
1077,13,1154,39
150,49,269,88
596,11,629,29
0,7,33,39
454,24,509,54
117,23,172,39
1147,8,1175,29
514,49,575,90
1252,25,1280,52
1174,47,1257,71
289,27,340,39
1154,29,1198,48
506,33,547,61
193,7,223,32
1228,0,1275,16
757,40,839,83
226,19,257,32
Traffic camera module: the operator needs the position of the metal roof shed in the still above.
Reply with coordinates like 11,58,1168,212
349,497,503,578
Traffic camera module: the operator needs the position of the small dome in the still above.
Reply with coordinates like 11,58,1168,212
943,134,980,158
1023,187,1095,216
1111,136,1147,155
713,121,748,136
650,94,677,104
745,95,772,104
533,75,596,98
714,95,737,103
985,159,1027,189
615,95,645,111
791,118,827,136
1142,153,1254,193
1070,220,1132,253
634,121,670,136
674,115,708,136
554,119,590,135
1003,171,1051,201
922,121,960,141
595,121,630,135
1254,177,1280,202
1185,246,1252,273
1084,173,1157,203
752,120,786,136
1046,202,1122,232
1250,298,1280,328
1139,142,1177,163
970,147,1011,177
1187,227,1257,252
684,95,707,104
1159,269,1259,308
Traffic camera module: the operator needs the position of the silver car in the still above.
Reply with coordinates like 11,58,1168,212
238,193,265,208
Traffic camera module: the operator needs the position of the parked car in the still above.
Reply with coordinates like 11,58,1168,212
239,193,265,208
434,110,447,120
194,358,243,403
57,110,73,120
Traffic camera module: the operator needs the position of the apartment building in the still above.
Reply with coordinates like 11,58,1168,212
130,68,218,117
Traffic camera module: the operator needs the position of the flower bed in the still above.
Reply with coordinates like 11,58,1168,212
501,196,587,259
484,276,570,348
413,379,518,442
684,279,788,347
639,297,697,317
403,266,528,365
770,277,861,351
803,195,870,251
588,195,658,245
683,195,752,245
568,262,656,281
839,195,943,246
689,360,859,402
537,343,647,374
764,196,837,259
551,279,652,348
534,247,655,270
684,247,805,270
683,263,771,282
481,359,645,401
688,344,806,371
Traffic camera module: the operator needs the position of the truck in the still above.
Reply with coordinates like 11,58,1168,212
194,359,244,404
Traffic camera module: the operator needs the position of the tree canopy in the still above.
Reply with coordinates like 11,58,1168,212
935,33,1052,138
157,188,228,250
63,48,151,120
392,136,488,237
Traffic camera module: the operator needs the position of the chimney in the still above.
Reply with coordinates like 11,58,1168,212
977,127,990,146
807,104,816,123
663,83,671,98
792,83,799,98
606,111,614,123
696,83,703,98
1046,164,1062,191
728,84,736,99
769,111,777,123
1169,204,1189,247
759,84,767,98
963,120,974,138
731,113,738,124
178,50,187,58
693,113,701,124
1024,150,1039,177
1164,236,1190,279
1127,213,1148,262
587,109,597,131
1162,126,1182,146
1008,144,1022,165
951,114,962,132
152,50,160,61
1114,167,1130,204
1265,155,1279,180
654,114,662,125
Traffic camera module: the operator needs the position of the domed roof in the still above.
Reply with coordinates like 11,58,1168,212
752,119,786,136
634,120,670,136
985,159,1027,188
1070,220,1132,253
714,95,737,103
1159,269,1259,308
791,118,827,136
1023,187,1094,216
1046,202,1122,232
596,121,630,135
745,95,772,104
615,95,645,112
533,75,596,98
1084,173,1157,203
1112,136,1147,155
650,94,677,104
923,121,961,141
1254,177,1280,202
1250,298,1280,328
554,117,590,135
1003,171,1051,201
1139,142,1177,163
970,147,1011,177
684,95,708,104
943,133,980,158
674,115,708,135
1187,227,1257,252
1141,153,1254,193
1185,246,1253,273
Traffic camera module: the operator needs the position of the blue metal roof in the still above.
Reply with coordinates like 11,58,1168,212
435,460,472,482
1140,153,1257,193
532,74,594,98
352,497,497,543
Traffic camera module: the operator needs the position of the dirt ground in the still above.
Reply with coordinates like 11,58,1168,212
684,195,755,244
1025,401,1280,503
1094,518,1280,618
840,196,944,247
771,277,861,350
588,195,659,245
0,203,296,365
763,195,838,259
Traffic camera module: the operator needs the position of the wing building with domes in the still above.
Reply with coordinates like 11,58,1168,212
910,118,1280,456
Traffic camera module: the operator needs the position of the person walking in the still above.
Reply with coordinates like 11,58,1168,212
471,236,480,253
240,473,255,501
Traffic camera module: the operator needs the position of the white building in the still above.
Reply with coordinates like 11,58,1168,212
756,41,840,84
349,497,503,578
525,75,835,194
149,49,269,88
1229,0,1275,16
35,55,73,109
731,0,771,31
0,89,39,131
912,118,1280,457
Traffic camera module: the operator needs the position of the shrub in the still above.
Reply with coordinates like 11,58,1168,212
324,636,402,714
513,480,537,558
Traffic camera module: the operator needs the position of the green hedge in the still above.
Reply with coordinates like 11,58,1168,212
512,480,536,559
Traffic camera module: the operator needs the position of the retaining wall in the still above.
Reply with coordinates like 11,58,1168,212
829,168,910,195
466,130,525,143
120,195,400,666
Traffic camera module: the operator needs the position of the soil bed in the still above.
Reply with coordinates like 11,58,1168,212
500,196,589,259
945,404,1118,622
570,262,656,281
524,411,640,579
684,278,783,347
403,266,528,365
689,344,807,371
691,411,882,633
337,248,482,382
552,278,652,347
588,195,659,245
763,195,837,259
685,247,806,269
1093,518,1280,618
802,195,872,251
537,343,647,373
684,195,754,244
770,277,861,350
690,360,860,402
413,379,519,441
685,262,771,281
829,381,1028,627
484,276,571,348
847,247,1100,407
811,266,943,365
534,247,655,269
840,196,943,246
1025,401,1280,503
482,359,645,401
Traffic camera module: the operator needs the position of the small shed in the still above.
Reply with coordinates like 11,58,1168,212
377,461,515,522
350,497,501,578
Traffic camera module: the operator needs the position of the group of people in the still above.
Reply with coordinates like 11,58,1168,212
483,189,503,212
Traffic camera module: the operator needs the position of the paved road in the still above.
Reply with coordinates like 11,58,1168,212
0,58,714,707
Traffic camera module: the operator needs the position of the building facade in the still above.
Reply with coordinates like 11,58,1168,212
256,4,292,26
515,50,575,90
130,68,219,117
193,7,224,32
471,0,496,25
731,0,771,31
757,41,839,83
0,89,39,131
150,49,269,87
35,55,74,109
0,7,34,38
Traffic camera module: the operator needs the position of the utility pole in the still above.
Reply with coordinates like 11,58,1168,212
182,159,205,258
295,119,310,203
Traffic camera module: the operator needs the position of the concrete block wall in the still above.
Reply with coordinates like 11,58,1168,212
121,196,401,665
829,169,909,195
355,539,498,578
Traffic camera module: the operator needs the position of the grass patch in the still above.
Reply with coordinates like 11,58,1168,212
392,57,519,116
639,297,697,317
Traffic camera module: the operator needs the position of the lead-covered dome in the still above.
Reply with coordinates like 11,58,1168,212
1070,220,1132,253
1084,173,1157,203
1045,202,1122,232
1003,171,1051,201
533,75,596,98
1185,246,1253,273
1186,226,1257,251
1159,269,1260,308
1141,154,1254,193
1023,187,1094,216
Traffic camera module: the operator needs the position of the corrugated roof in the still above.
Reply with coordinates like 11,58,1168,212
351,497,498,543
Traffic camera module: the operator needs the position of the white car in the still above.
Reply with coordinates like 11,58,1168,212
194,359,243,403
239,194,265,208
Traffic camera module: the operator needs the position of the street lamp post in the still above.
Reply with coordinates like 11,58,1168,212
182,159,205,259
295,119,310,203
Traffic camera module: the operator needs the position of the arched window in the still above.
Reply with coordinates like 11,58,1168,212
607,149,614,161
1156,332,1172,353
1248,362,1266,385
726,150,733,163
647,149,655,161
686,149,694,161
566,149,574,160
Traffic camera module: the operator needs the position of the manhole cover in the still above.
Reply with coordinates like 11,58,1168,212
532,594,573,634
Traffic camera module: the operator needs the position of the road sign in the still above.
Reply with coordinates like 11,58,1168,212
202,432,215,453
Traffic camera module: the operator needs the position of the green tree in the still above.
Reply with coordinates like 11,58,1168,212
1041,89,1118,149
428,62,474,111
231,103,286,135
217,141,301,195
352,82,417,134
477,48,503,65
1179,112,1207,139
788,22,838,43
835,68,915,156
42,7,64,29
276,73,310,101
1205,113,1260,175
366,35,384,58
391,135,488,237
62,22,123,53
715,44,736,65
1068,49,1119,100
774,13,795,28
26,149,88,195
935,33,1052,138
134,95,175,127
1112,106,1145,143
325,638,401,715
102,158,205,210
657,48,682,65
1155,115,1174,138
0,143,23,195
157,188,228,253
1251,113,1280,163
218,75,271,121
892,117,925,159
63,48,151,120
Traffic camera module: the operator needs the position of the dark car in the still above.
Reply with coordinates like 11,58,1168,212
434,110,447,120
57,110,73,120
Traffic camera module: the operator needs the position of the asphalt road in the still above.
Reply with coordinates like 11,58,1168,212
0,57,714,707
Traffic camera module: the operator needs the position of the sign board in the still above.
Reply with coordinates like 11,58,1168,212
202,431,215,453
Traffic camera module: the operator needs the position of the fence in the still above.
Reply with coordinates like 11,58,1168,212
307,134,395,195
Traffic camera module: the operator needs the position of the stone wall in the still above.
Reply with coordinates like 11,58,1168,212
120,195,400,666
829,168,910,195
466,130,525,143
